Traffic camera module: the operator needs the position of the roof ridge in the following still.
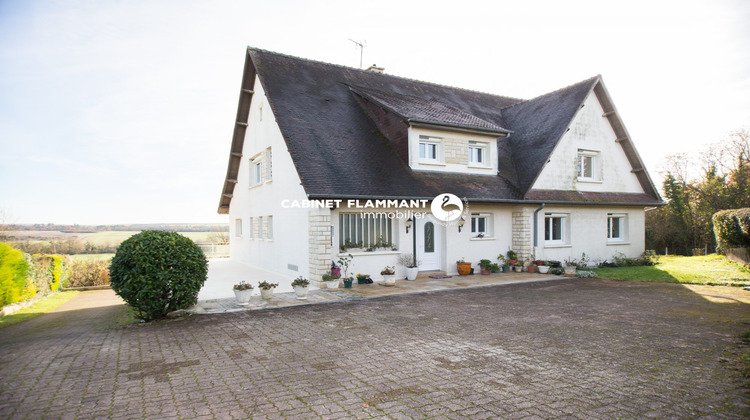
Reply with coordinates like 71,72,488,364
500,75,600,110
247,46,526,104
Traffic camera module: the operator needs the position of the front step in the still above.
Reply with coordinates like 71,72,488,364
416,270,447,279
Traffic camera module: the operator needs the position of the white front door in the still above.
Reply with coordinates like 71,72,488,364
416,216,441,271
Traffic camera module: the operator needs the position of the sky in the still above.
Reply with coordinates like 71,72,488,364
1,0,748,225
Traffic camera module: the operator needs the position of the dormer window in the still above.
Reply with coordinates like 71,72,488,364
468,141,488,166
419,136,441,162
577,149,600,181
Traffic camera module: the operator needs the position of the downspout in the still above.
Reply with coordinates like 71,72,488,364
533,203,546,255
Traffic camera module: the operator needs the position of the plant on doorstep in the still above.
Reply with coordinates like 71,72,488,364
257,281,278,299
291,277,309,300
478,259,493,275
381,266,396,286
456,258,472,276
322,272,340,289
337,254,355,287
233,281,253,306
398,253,421,281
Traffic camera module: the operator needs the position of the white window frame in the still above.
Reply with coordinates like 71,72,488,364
607,213,627,242
338,213,394,251
250,157,263,186
267,215,273,240
235,218,243,238
418,135,441,162
468,141,489,167
258,216,264,239
544,213,568,245
577,149,599,181
470,213,492,238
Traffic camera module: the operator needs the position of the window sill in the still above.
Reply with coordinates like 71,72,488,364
577,178,602,184
607,241,630,246
418,160,446,167
544,243,571,249
248,183,263,190
470,237,495,241
338,250,400,257
467,164,492,170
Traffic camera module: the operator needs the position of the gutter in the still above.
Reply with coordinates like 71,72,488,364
533,203,546,248
306,194,665,208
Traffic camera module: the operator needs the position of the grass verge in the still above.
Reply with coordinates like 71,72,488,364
0,291,80,329
593,254,750,287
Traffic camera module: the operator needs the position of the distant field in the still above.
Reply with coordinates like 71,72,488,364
71,253,115,262
6,230,221,245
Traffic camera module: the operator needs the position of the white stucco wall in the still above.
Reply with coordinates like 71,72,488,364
529,205,646,264
228,76,310,280
532,92,644,193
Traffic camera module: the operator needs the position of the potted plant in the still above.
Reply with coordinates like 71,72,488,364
564,257,577,276
513,260,524,272
398,253,420,281
337,253,355,288
291,276,309,299
257,281,278,299
527,262,537,273
330,261,341,278
233,281,253,306
356,273,373,284
538,260,550,274
381,266,396,286
506,250,518,267
456,258,472,276
489,263,501,273
478,259,493,275
322,272,340,289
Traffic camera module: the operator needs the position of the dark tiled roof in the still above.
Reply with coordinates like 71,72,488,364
525,190,663,206
500,76,600,194
350,86,510,133
218,48,662,209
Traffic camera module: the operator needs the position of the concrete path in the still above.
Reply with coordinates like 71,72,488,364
198,259,299,300
1,279,748,418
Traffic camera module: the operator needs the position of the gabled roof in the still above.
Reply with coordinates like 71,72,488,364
218,48,662,213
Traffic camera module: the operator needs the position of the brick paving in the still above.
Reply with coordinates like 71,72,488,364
1,279,749,418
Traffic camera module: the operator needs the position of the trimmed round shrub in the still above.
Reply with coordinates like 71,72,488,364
109,231,207,321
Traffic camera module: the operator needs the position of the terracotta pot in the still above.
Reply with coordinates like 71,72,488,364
527,265,537,273
480,268,491,275
457,262,472,276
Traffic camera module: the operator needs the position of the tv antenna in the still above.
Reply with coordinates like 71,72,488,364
348,38,365,68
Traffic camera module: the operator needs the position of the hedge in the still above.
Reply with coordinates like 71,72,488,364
713,208,750,252
67,260,110,288
0,243,31,306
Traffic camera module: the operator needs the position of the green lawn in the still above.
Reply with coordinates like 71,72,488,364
593,254,750,287
0,291,80,329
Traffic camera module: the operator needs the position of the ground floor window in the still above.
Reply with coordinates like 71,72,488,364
544,213,568,244
339,213,394,251
471,213,491,238
607,213,627,242
235,218,242,238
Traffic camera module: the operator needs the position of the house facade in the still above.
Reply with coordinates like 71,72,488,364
218,48,663,285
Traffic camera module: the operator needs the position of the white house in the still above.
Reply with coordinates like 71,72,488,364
218,48,663,285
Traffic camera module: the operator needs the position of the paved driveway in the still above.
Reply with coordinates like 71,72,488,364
0,279,748,418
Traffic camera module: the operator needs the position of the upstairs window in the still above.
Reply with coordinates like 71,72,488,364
419,136,440,162
265,147,272,181
577,149,599,181
250,158,263,186
468,141,488,166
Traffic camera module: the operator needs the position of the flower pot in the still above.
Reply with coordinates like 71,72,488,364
512,266,523,273
405,267,419,281
233,289,253,306
457,262,472,276
480,268,491,275
325,279,339,289
538,265,550,274
331,268,341,277
260,288,275,299
357,277,372,284
382,274,396,286
502,265,510,272
343,279,353,288
564,265,577,276
527,265,537,273
293,285,308,300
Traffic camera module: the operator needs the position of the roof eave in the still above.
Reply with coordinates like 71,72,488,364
408,119,512,136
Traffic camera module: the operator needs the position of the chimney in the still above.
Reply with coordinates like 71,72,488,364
366,64,385,73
